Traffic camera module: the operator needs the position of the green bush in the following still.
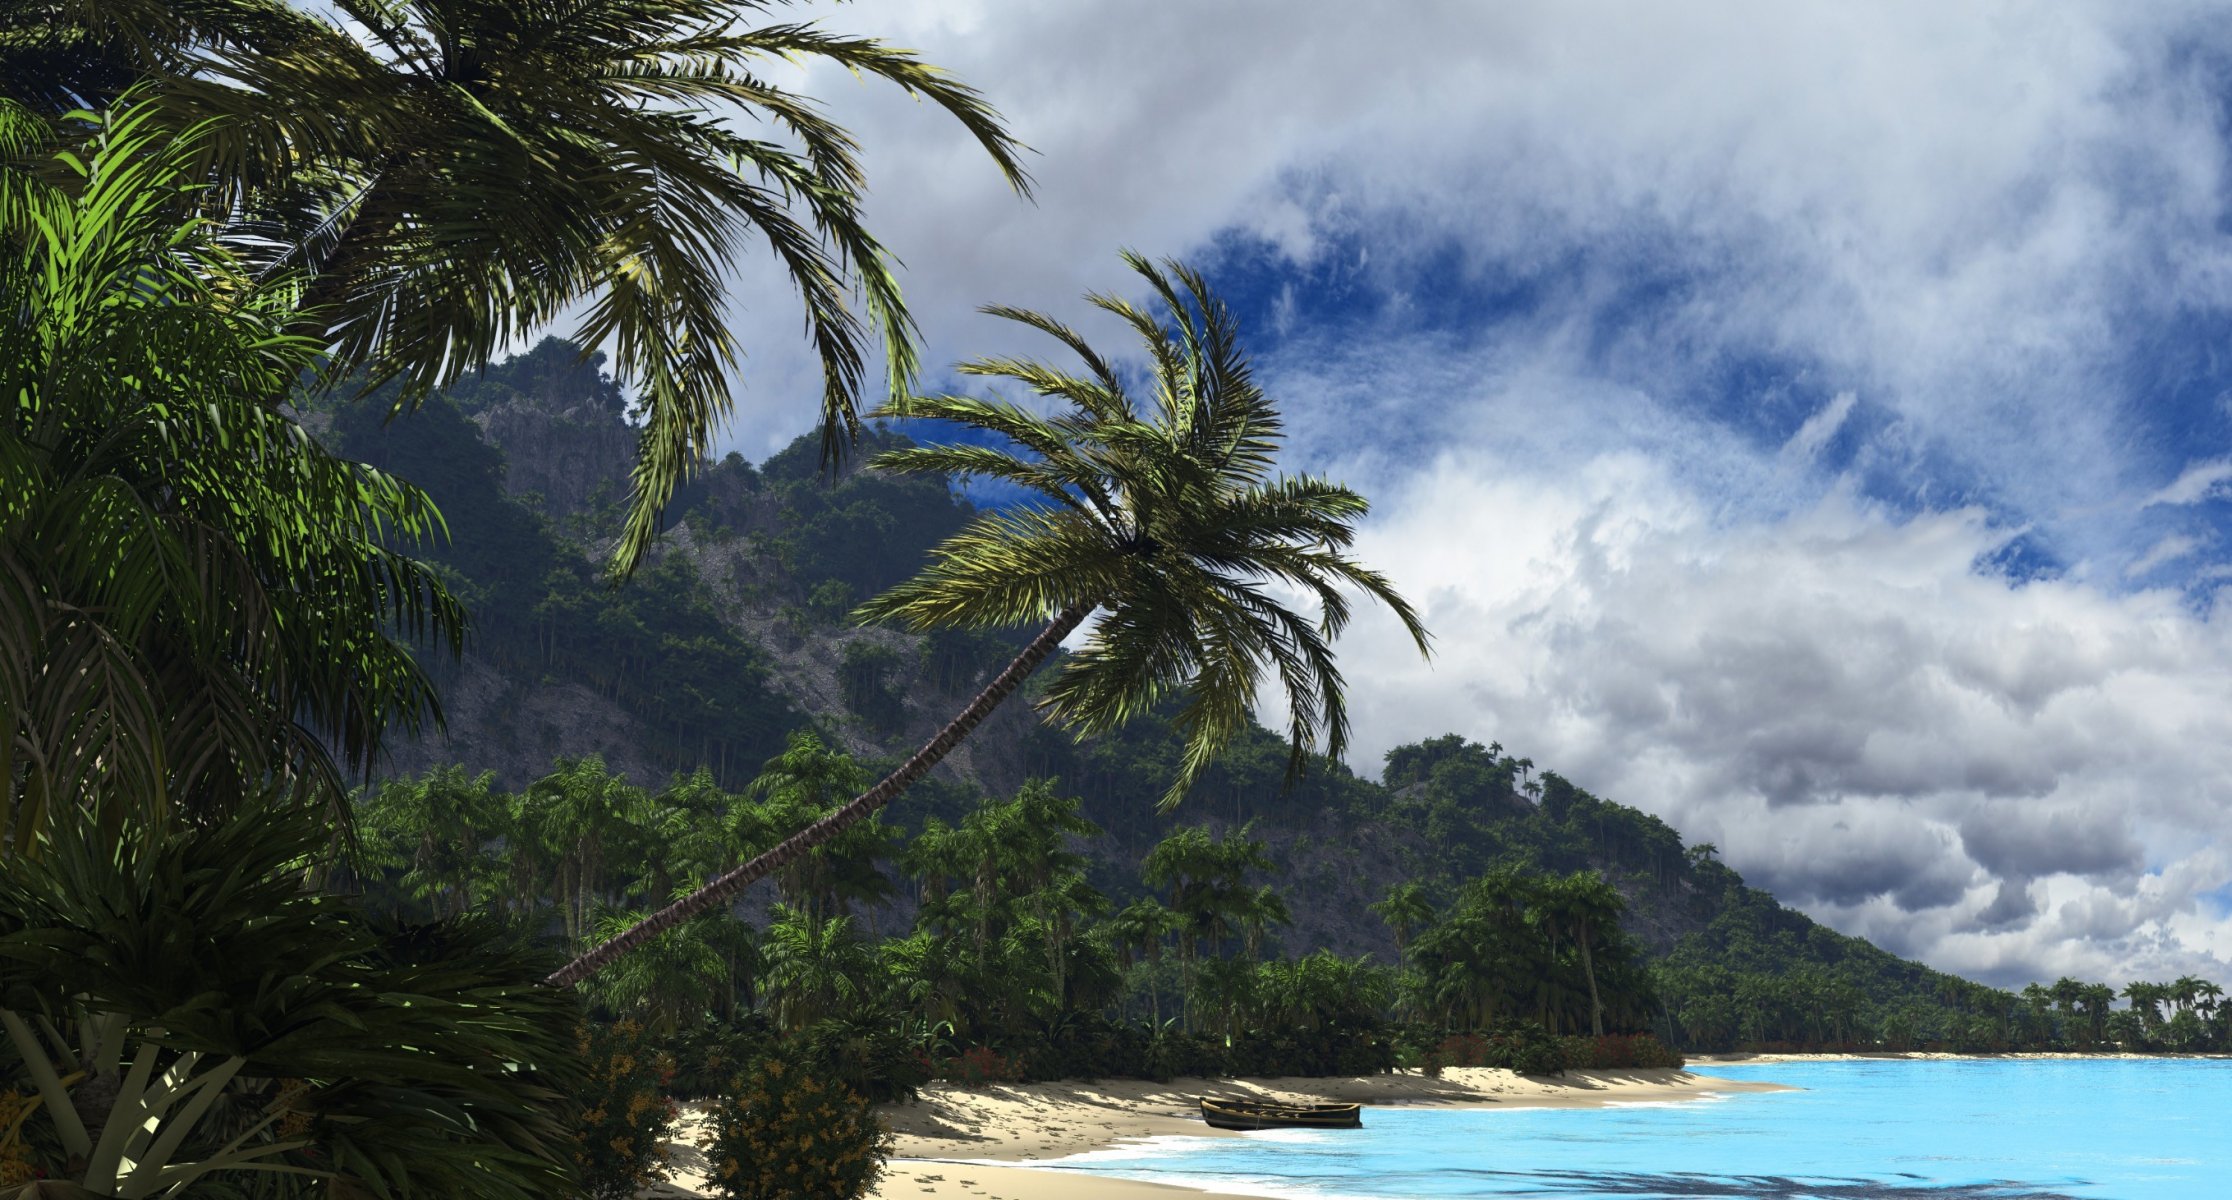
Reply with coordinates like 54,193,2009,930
803,1015,936,1103
0,799,585,1200
568,1019,680,1200
663,1016,778,1100
699,1050,889,1200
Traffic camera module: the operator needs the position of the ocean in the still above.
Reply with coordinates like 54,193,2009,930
1030,1059,2232,1199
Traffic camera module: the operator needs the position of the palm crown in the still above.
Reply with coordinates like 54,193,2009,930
26,0,1033,572
860,251,1431,807
550,254,1429,986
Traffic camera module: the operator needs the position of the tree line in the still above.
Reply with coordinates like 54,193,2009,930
353,739,1679,1089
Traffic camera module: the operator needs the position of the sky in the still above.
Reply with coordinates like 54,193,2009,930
687,0,2232,991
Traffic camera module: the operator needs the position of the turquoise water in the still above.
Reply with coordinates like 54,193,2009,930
1033,1060,2232,1199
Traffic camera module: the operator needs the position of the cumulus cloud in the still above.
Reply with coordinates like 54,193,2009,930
1316,390,2232,985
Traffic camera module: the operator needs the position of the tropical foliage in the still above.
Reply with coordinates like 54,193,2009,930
325,337,2232,1064
5,0,1033,573
351,747,1682,1097
0,97,458,858
0,796,583,1198
568,1019,678,1200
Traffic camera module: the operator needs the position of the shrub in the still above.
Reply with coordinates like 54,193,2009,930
1230,1019,1396,1078
941,1045,1025,1087
0,1090,44,1189
1572,1033,1685,1070
663,1015,777,1100
1418,1022,1568,1075
700,1050,889,1200
804,1015,936,1103
1435,1032,1491,1068
569,1019,679,1200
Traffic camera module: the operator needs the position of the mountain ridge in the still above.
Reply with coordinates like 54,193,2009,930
318,338,2093,1049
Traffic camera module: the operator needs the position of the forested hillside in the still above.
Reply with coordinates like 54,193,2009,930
327,340,2218,1054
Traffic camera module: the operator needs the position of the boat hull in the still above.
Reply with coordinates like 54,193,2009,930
1198,1098,1363,1130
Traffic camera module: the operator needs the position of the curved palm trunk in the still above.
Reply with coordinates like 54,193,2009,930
546,600,1094,988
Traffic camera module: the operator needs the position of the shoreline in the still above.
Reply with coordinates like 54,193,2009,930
654,1066,1790,1200
1695,1050,2232,1063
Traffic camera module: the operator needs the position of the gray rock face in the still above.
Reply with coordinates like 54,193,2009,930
471,392,636,520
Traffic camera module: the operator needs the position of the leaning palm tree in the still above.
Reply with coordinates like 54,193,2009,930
549,252,1432,986
9,0,1034,572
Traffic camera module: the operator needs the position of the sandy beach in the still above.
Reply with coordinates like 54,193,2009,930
650,1066,1789,1200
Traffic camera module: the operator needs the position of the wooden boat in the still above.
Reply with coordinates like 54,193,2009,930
1198,1097,1363,1130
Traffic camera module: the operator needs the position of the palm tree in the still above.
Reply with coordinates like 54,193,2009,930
548,253,1431,986
1238,883,1292,963
1,97,462,858
758,903,875,1032
1541,870,1626,1038
2124,980,2166,1041
514,755,642,945
357,765,507,917
23,0,1033,573
1104,897,1182,1024
738,730,894,922
587,884,744,1038
1369,882,1436,953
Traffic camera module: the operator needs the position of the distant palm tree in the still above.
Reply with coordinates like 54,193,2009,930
588,884,743,1037
1369,882,1436,953
548,253,1431,986
1540,871,1626,1038
739,731,897,921
1238,883,1291,963
357,765,507,917
514,755,643,945
759,904,875,1031
12,0,1034,573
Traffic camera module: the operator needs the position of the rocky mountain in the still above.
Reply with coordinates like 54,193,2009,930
321,339,1978,1019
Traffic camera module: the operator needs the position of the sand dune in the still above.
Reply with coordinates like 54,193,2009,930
649,1066,1788,1200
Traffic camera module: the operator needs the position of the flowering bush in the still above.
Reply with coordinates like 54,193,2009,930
939,1045,1025,1087
700,1050,888,1200
0,1089,45,1188
568,1019,680,1200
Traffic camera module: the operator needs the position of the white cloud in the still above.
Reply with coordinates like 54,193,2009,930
1782,392,1859,465
1321,393,2232,986
2125,533,2204,577
2145,457,2232,507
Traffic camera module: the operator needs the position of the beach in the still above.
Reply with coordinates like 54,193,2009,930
650,1067,1789,1200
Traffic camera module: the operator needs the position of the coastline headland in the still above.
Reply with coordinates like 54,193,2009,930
651,1066,1790,1200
